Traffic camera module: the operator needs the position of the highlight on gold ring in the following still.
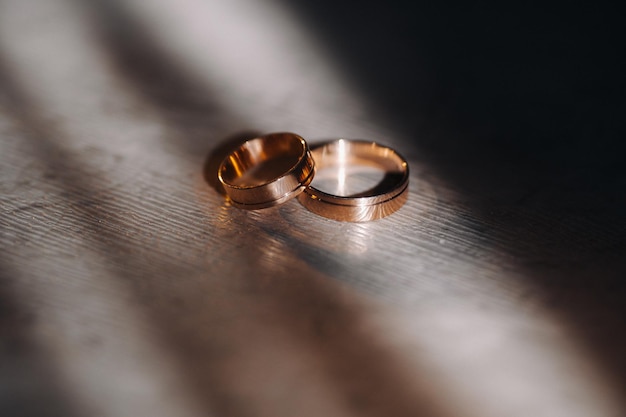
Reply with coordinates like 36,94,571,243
297,139,409,222
218,132,315,209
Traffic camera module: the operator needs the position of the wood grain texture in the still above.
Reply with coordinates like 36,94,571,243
1,1,625,417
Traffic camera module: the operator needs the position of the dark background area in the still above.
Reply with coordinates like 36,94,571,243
289,1,625,171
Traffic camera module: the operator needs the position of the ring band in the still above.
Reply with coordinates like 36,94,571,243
297,139,409,222
218,132,315,209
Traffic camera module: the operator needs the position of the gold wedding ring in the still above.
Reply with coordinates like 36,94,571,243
297,139,409,222
218,132,315,209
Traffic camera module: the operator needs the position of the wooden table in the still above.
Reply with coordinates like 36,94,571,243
1,1,625,416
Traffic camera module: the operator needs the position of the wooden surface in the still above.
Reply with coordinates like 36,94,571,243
1,1,625,416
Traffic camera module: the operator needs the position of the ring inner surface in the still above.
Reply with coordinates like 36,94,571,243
309,140,406,198
220,134,305,188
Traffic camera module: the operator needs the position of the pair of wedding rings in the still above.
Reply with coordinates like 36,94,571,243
218,132,409,222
